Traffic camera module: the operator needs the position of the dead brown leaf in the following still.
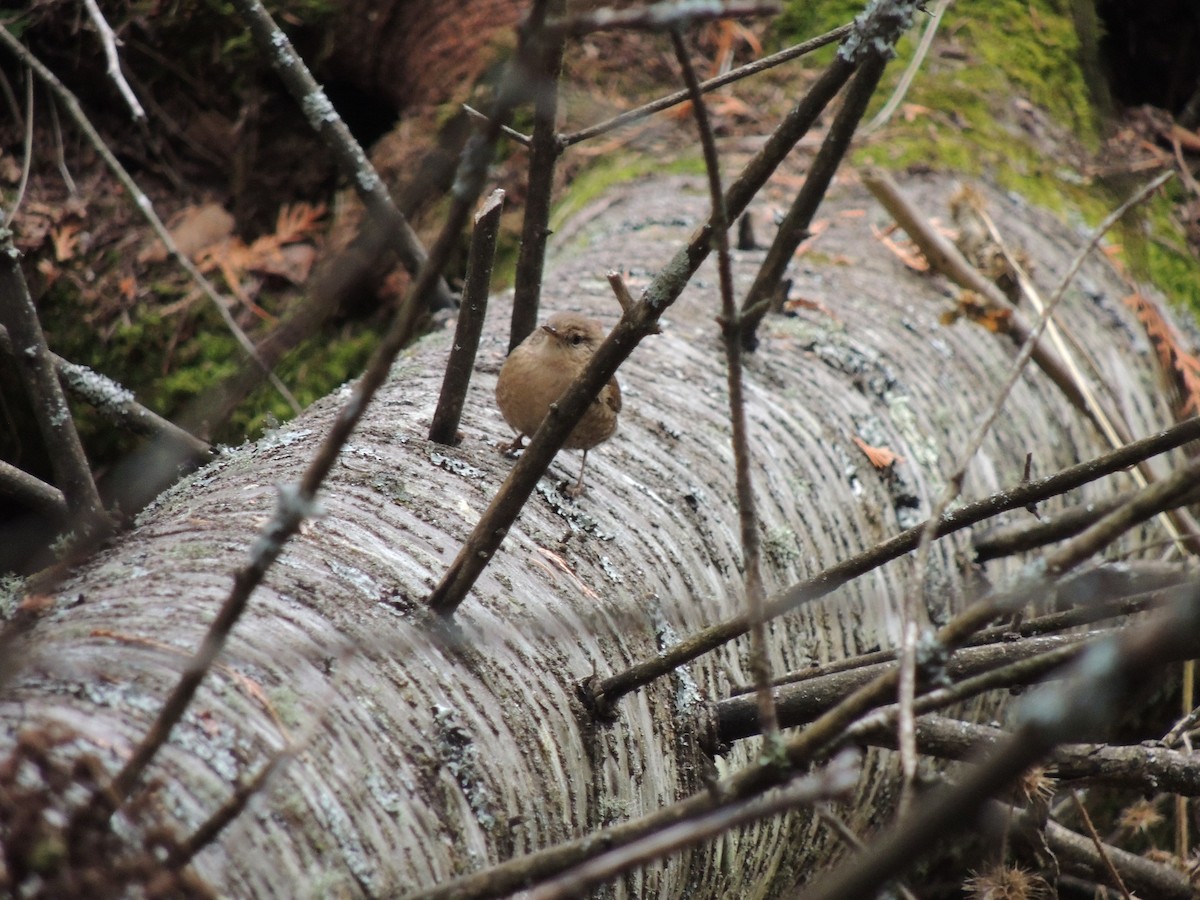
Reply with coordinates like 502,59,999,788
853,436,903,469
118,275,138,303
1124,291,1200,417
51,224,80,262
872,223,929,272
18,593,56,615
273,201,326,244
901,103,932,122
783,295,837,319
251,243,317,285
1171,123,1200,154
139,202,235,265
941,291,1013,332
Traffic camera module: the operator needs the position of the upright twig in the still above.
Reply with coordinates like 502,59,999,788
0,26,301,416
229,0,455,312
669,26,779,746
509,0,568,351
426,0,882,619
0,229,106,525
429,189,505,445
80,0,145,120
738,48,891,349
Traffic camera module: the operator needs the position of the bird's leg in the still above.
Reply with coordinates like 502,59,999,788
565,450,590,498
499,434,527,457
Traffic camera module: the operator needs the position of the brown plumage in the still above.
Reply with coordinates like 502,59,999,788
495,312,621,496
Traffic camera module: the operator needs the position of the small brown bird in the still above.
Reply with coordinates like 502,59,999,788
495,312,621,497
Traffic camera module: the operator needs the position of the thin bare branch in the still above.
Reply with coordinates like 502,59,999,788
1,316,216,458
589,415,1200,710
462,103,531,146
98,29,529,813
166,639,352,872
1071,790,1135,900
1030,808,1196,900
0,230,106,524
861,0,950,133
543,1,779,39
606,271,636,315
429,189,505,445
81,0,145,120
671,22,780,747
862,713,1200,795
509,0,567,351
2,67,31,226
738,50,890,349
896,168,1173,809
0,458,67,520
46,92,77,196
973,490,1134,561
561,23,853,146
815,805,921,900
971,200,1200,567
527,751,860,900
733,584,1168,697
798,586,1200,900
718,631,1100,745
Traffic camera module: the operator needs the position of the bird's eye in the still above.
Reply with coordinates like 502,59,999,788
571,334,585,345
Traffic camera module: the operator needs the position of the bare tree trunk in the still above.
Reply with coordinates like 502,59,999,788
0,173,1175,897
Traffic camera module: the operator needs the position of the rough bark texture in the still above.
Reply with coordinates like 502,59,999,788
323,0,523,112
0,172,1176,897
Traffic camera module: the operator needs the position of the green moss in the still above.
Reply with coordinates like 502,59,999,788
771,0,862,63
550,152,706,235
235,324,378,441
1116,188,1200,318
36,270,381,454
29,835,66,875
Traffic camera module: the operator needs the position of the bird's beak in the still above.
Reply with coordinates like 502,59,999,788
541,324,558,338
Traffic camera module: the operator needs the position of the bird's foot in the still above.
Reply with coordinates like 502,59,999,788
499,435,526,457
